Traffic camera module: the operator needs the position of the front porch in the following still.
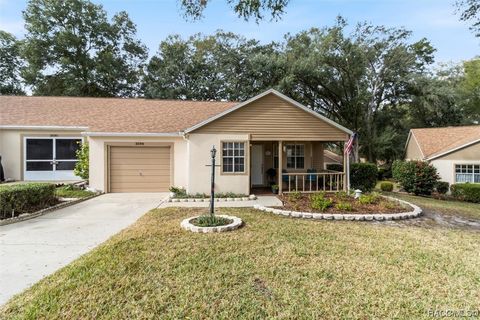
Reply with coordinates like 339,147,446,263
249,141,348,194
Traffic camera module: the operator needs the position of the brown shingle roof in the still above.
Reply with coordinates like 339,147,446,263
411,125,480,159
0,96,237,133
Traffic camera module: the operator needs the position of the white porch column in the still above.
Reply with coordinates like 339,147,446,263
278,141,283,195
343,140,350,192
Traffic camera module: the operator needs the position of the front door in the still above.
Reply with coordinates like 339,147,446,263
24,137,82,181
251,144,264,186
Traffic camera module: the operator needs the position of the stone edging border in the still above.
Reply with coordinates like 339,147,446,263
253,196,422,221
0,193,103,226
181,215,243,233
170,195,256,203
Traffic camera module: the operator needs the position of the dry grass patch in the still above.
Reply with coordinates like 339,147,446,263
1,207,479,319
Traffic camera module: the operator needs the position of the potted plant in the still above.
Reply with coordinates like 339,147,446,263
271,184,279,194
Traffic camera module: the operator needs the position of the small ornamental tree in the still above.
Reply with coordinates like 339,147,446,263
392,160,439,195
74,142,89,180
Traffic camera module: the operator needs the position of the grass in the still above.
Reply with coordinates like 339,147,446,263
385,192,480,220
2,207,479,319
55,186,95,199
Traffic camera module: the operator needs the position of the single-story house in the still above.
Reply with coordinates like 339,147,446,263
0,89,353,194
405,125,480,185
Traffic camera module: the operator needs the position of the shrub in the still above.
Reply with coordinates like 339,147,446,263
191,215,232,227
451,183,480,203
377,167,392,180
336,202,353,211
392,160,439,195
74,142,89,179
169,186,187,198
310,193,333,212
335,191,350,201
358,192,380,205
288,191,302,202
380,181,394,192
350,163,378,192
326,164,343,172
435,181,449,194
0,183,56,219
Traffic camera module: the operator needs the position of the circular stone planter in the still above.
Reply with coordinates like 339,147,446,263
180,215,243,233
253,196,422,222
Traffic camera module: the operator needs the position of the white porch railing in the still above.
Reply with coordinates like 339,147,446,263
282,172,345,193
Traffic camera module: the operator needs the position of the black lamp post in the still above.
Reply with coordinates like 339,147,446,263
209,145,217,216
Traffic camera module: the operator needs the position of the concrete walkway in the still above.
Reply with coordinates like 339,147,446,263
0,193,168,305
159,196,282,208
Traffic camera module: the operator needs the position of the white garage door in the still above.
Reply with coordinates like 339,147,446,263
109,146,171,192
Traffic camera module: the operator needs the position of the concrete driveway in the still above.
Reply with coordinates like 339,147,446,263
0,193,168,305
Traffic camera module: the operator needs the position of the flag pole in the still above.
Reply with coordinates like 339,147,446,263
346,150,350,191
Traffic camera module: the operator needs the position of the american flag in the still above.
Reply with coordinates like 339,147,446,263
344,133,357,155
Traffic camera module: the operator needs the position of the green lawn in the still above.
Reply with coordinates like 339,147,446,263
55,186,95,198
385,192,480,220
2,207,479,319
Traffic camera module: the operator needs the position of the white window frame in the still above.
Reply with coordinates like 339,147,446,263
455,164,480,183
24,137,83,181
286,143,305,169
221,141,246,174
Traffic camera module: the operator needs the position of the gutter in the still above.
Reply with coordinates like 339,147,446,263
82,132,182,137
0,125,89,131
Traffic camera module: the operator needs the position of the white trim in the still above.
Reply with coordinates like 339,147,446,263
82,132,181,137
427,138,480,161
183,89,353,135
23,136,83,181
0,125,88,131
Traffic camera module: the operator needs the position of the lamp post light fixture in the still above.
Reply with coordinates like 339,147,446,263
209,145,217,216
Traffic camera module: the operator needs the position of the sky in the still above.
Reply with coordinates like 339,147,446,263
0,0,478,64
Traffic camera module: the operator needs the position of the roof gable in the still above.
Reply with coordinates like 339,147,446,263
186,89,352,141
409,125,480,160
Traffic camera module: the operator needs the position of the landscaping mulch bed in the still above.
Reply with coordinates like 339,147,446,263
279,193,407,214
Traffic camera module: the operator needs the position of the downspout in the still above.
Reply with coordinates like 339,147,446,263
181,131,190,194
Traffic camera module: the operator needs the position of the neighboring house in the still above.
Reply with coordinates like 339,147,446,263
405,125,480,185
323,149,343,169
0,89,353,194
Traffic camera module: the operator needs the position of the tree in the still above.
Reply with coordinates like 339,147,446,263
406,65,465,128
278,18,436,162
22,0,147,97
456,0,480,37
0,31,25,95
180,0,289,21
459,58,480,121
144,31,282,100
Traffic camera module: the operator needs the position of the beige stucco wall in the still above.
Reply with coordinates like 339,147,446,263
405,135,424,160
88,135,188,192
0,129,83,181
430,159,480,185
429,142,480,185
187,133,250,195
436,141,480,161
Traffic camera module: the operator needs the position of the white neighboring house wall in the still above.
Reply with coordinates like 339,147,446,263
186,133,250,195
87,135,188,192
0,128,84,181
430,159,480,186
427,141,480,186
